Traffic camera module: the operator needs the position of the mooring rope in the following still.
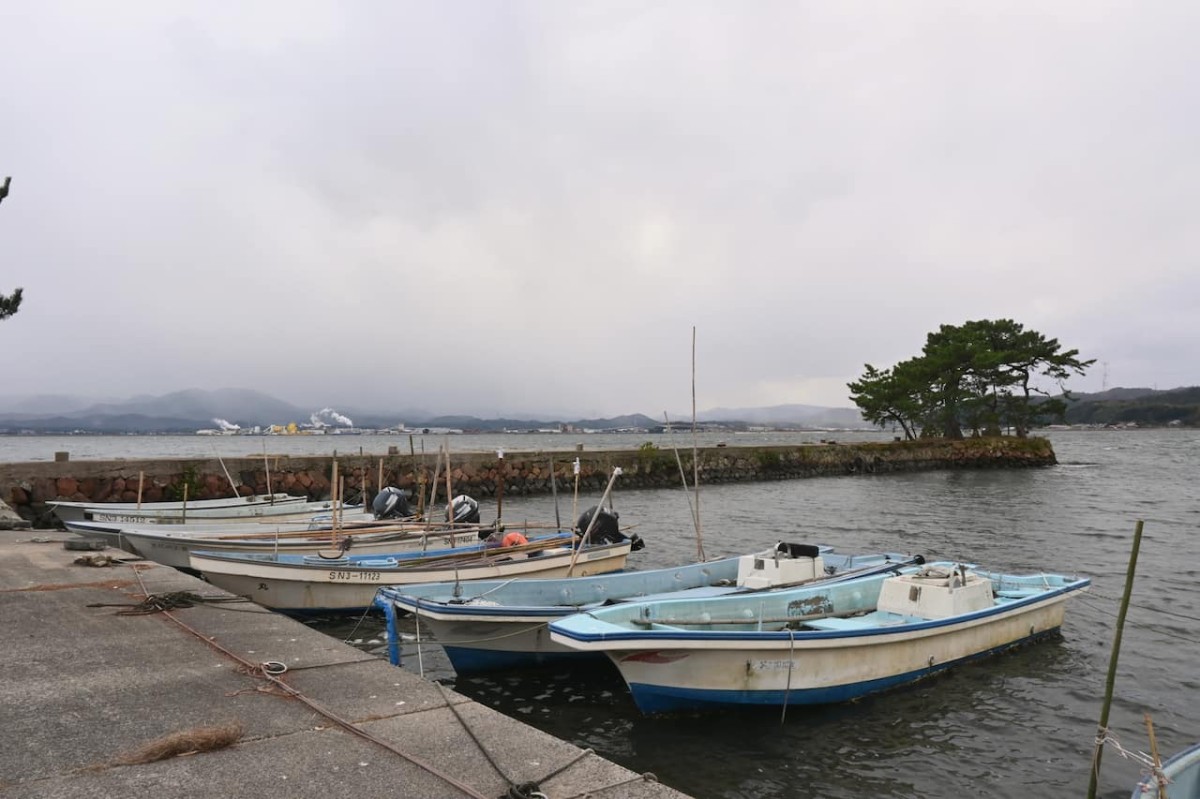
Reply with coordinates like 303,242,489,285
436,682,599,799
121,564,491,799
87,591,248,615
110,562,653,799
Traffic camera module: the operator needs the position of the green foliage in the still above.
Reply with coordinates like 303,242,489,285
1,177,22,323
754,449,783,469
849,319,1093,439
636,441,665,473
165,463,205,501
0,287,23,321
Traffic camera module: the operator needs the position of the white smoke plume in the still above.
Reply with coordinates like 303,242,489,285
310,408,354,428
212,418,241,431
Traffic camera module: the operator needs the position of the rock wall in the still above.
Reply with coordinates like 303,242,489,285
0,437,1057,528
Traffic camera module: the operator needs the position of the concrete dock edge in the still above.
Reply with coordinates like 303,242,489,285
0,530,691,799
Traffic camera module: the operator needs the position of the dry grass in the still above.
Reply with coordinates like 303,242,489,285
111,723,244,766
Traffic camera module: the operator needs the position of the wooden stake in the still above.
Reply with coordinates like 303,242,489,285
1088,519,1145,799
665,411,702,560
443,441,454,521
691,325,704,560
181,483,188,523
330,461,340,548
1145,713,1170,797
262,442,273,502
136,471,144,509
213,448,237,499
549,457,561,530
495,449,505,523
568,468,622,576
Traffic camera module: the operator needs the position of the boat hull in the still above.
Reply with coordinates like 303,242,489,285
619,612,1066,714
193,543,632,613
49,494,308,523
120,528,483,569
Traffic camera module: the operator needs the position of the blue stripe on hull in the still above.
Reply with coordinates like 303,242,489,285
626,627,1062,715
443,645,606,674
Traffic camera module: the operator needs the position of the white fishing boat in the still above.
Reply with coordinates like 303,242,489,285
376,543,918,673
48,493,308,523
548,561,1089,714
105,523,488,569
190,533,634,614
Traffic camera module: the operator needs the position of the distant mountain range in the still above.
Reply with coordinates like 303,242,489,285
6,385,1189,435
0,388,870,434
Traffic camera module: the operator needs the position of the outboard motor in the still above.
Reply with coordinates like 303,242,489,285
575,505,645,551
448,494,481,525
372,486,411,520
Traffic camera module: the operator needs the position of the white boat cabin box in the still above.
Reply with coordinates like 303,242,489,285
877,566,994,620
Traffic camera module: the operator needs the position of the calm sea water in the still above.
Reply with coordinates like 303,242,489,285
0,429,890,463
11,430,1197,798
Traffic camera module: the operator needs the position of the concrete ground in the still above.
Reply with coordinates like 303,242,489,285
0,529,690,799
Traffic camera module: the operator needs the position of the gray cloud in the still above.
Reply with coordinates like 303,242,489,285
3,2,1197,417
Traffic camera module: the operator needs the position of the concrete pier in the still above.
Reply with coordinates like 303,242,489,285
0,530,688,799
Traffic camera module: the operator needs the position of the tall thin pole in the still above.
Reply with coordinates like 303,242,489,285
213,447,237,499
690,326,704,559
1087,519,1145,799
443,441,454,522
666,412,702,560
495,449,505,522
571,457,581,527
136,471,144,509
330,460,340,548
549,457,561,530
567,468,622,576
262,442,273,501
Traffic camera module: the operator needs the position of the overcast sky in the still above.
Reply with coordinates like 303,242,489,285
2,2,1197,419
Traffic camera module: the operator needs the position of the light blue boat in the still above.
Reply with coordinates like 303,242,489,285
376,544,919,673
1133,741,1200,798
547,562,1089,714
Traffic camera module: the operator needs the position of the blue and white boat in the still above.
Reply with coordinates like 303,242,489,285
1133,740,1200,798
375,544,918,673
547,562,1090,714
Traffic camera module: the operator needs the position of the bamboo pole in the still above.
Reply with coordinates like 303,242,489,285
1145,713,1170,797
1087,519,1145,799
213,448,238,499
571,457,580,527
495,449,505,522
425,448,443,531
330,460,339,548
136,471,144,509
443,442,454,532
567,468,622,576
262,442,273,501
549,457,561,529
691,325,704,560
377,458,384,496
665,411,702,561
181,483,188,523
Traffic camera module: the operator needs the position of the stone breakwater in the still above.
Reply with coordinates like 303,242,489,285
0,437,1056,528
